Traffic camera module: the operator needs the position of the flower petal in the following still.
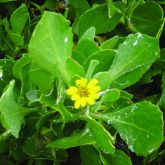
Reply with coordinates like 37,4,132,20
87,79,98,88
80,97,87,107
87,97,95,105
88,86,101,93
76,78,87,87
89,93,100,99
66,86,78,95
74,100,81,109
71,94,80,101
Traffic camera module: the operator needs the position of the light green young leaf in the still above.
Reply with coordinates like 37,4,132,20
95,101,163,156
87,117,115,154
29,11,73,85
0,81,34,138
10,4,29,34
79,26,95,42
65,58,85,82
85,60,99,79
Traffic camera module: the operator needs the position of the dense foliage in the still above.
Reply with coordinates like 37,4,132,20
0,0,165,164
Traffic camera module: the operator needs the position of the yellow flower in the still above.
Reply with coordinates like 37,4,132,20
66,78,101,109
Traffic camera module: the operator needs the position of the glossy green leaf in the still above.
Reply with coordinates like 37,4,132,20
100,36,125,50
130,1,164,37
74,39,100,66
78,4,121,37
101,89,120,103
46,130,95,149
109,33,160,87
79,26,95,42
10,4,29,34
110,65,150,89
100,150,132,165
85,50,115,74
65,58,85,82
95,101,163,156
87,117,115,154
0,81,33,138
29,11,73,85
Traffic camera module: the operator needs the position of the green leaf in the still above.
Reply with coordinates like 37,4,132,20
94,72,111,90
46,129,95,149
13,54,31,80
79,26,95,42
0,81,33,138
74,39,100,66
10,4,29,34
9,33,24,46
101,89,120,103
69,0,91,33
69,0,90,17
87,117,115,154
29,67,54,93
130,1,164,37
29,11,73,85
100,150,132,165
85,60,99,79
100,36,125,50
78,4,121,37
80,146,102,165
109,33,160,87
65,58,85,82
110,65,150,89
85,50,116,74
95,101,163,156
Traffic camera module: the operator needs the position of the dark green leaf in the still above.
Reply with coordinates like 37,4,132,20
80,145,102,165
78,4,121,37
47,130,95,149
130,1,164,37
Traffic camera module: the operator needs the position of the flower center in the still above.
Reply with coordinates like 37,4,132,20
78,87,89,97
